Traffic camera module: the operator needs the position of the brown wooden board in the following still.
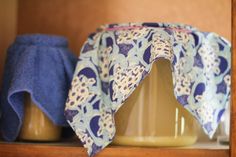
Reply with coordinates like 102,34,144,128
230,1,236,157
0,142,229,157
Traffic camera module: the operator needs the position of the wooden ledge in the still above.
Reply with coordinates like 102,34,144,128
0,142,229,157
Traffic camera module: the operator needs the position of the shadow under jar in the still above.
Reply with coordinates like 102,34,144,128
113,59,198,146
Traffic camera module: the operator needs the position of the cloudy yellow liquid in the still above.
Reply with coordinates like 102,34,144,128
19,93,61,141
113,59,197,146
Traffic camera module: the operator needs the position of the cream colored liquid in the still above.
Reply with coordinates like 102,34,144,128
19,93,61,141
113,59,197,146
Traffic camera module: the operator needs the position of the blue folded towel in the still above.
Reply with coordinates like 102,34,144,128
0,34,77,141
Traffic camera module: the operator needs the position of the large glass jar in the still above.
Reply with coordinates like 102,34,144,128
113,59,198,146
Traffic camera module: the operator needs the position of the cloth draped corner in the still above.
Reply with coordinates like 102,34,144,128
65,23,231,156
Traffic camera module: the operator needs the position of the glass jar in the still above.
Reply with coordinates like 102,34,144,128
217,104,230,145
19,93,61,141
113,59,198,146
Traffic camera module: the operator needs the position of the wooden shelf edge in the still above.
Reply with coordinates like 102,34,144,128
0,142,229,157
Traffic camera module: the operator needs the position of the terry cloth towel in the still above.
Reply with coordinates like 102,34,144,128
0,34,77,141
65,23,231,156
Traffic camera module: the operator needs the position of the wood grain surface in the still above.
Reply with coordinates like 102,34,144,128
0,142,229,157
0,0,17,86
17,0,231,55
230,1,236,157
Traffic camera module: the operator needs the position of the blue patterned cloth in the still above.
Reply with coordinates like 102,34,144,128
65,23,231,156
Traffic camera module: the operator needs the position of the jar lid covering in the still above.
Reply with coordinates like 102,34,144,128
65,23,231,156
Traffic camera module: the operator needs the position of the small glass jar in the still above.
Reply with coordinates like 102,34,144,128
113,59,198,146
19,93,61,141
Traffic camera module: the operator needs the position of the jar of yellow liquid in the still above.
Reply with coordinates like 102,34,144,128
113,59,198,146
19,93,61,141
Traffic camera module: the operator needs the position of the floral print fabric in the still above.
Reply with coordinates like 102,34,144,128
65,23,231,156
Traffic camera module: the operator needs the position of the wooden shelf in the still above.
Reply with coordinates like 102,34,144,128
0,1,234,157
0,142,229,157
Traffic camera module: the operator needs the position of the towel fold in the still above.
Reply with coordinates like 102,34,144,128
0,34,77,141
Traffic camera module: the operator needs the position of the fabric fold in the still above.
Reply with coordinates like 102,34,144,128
0,34,77,141
65,23,231,156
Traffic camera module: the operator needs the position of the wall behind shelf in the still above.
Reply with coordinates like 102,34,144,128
17,0,231,56
0,0,18,86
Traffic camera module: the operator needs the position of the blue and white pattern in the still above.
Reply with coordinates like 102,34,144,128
65,23,231,156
